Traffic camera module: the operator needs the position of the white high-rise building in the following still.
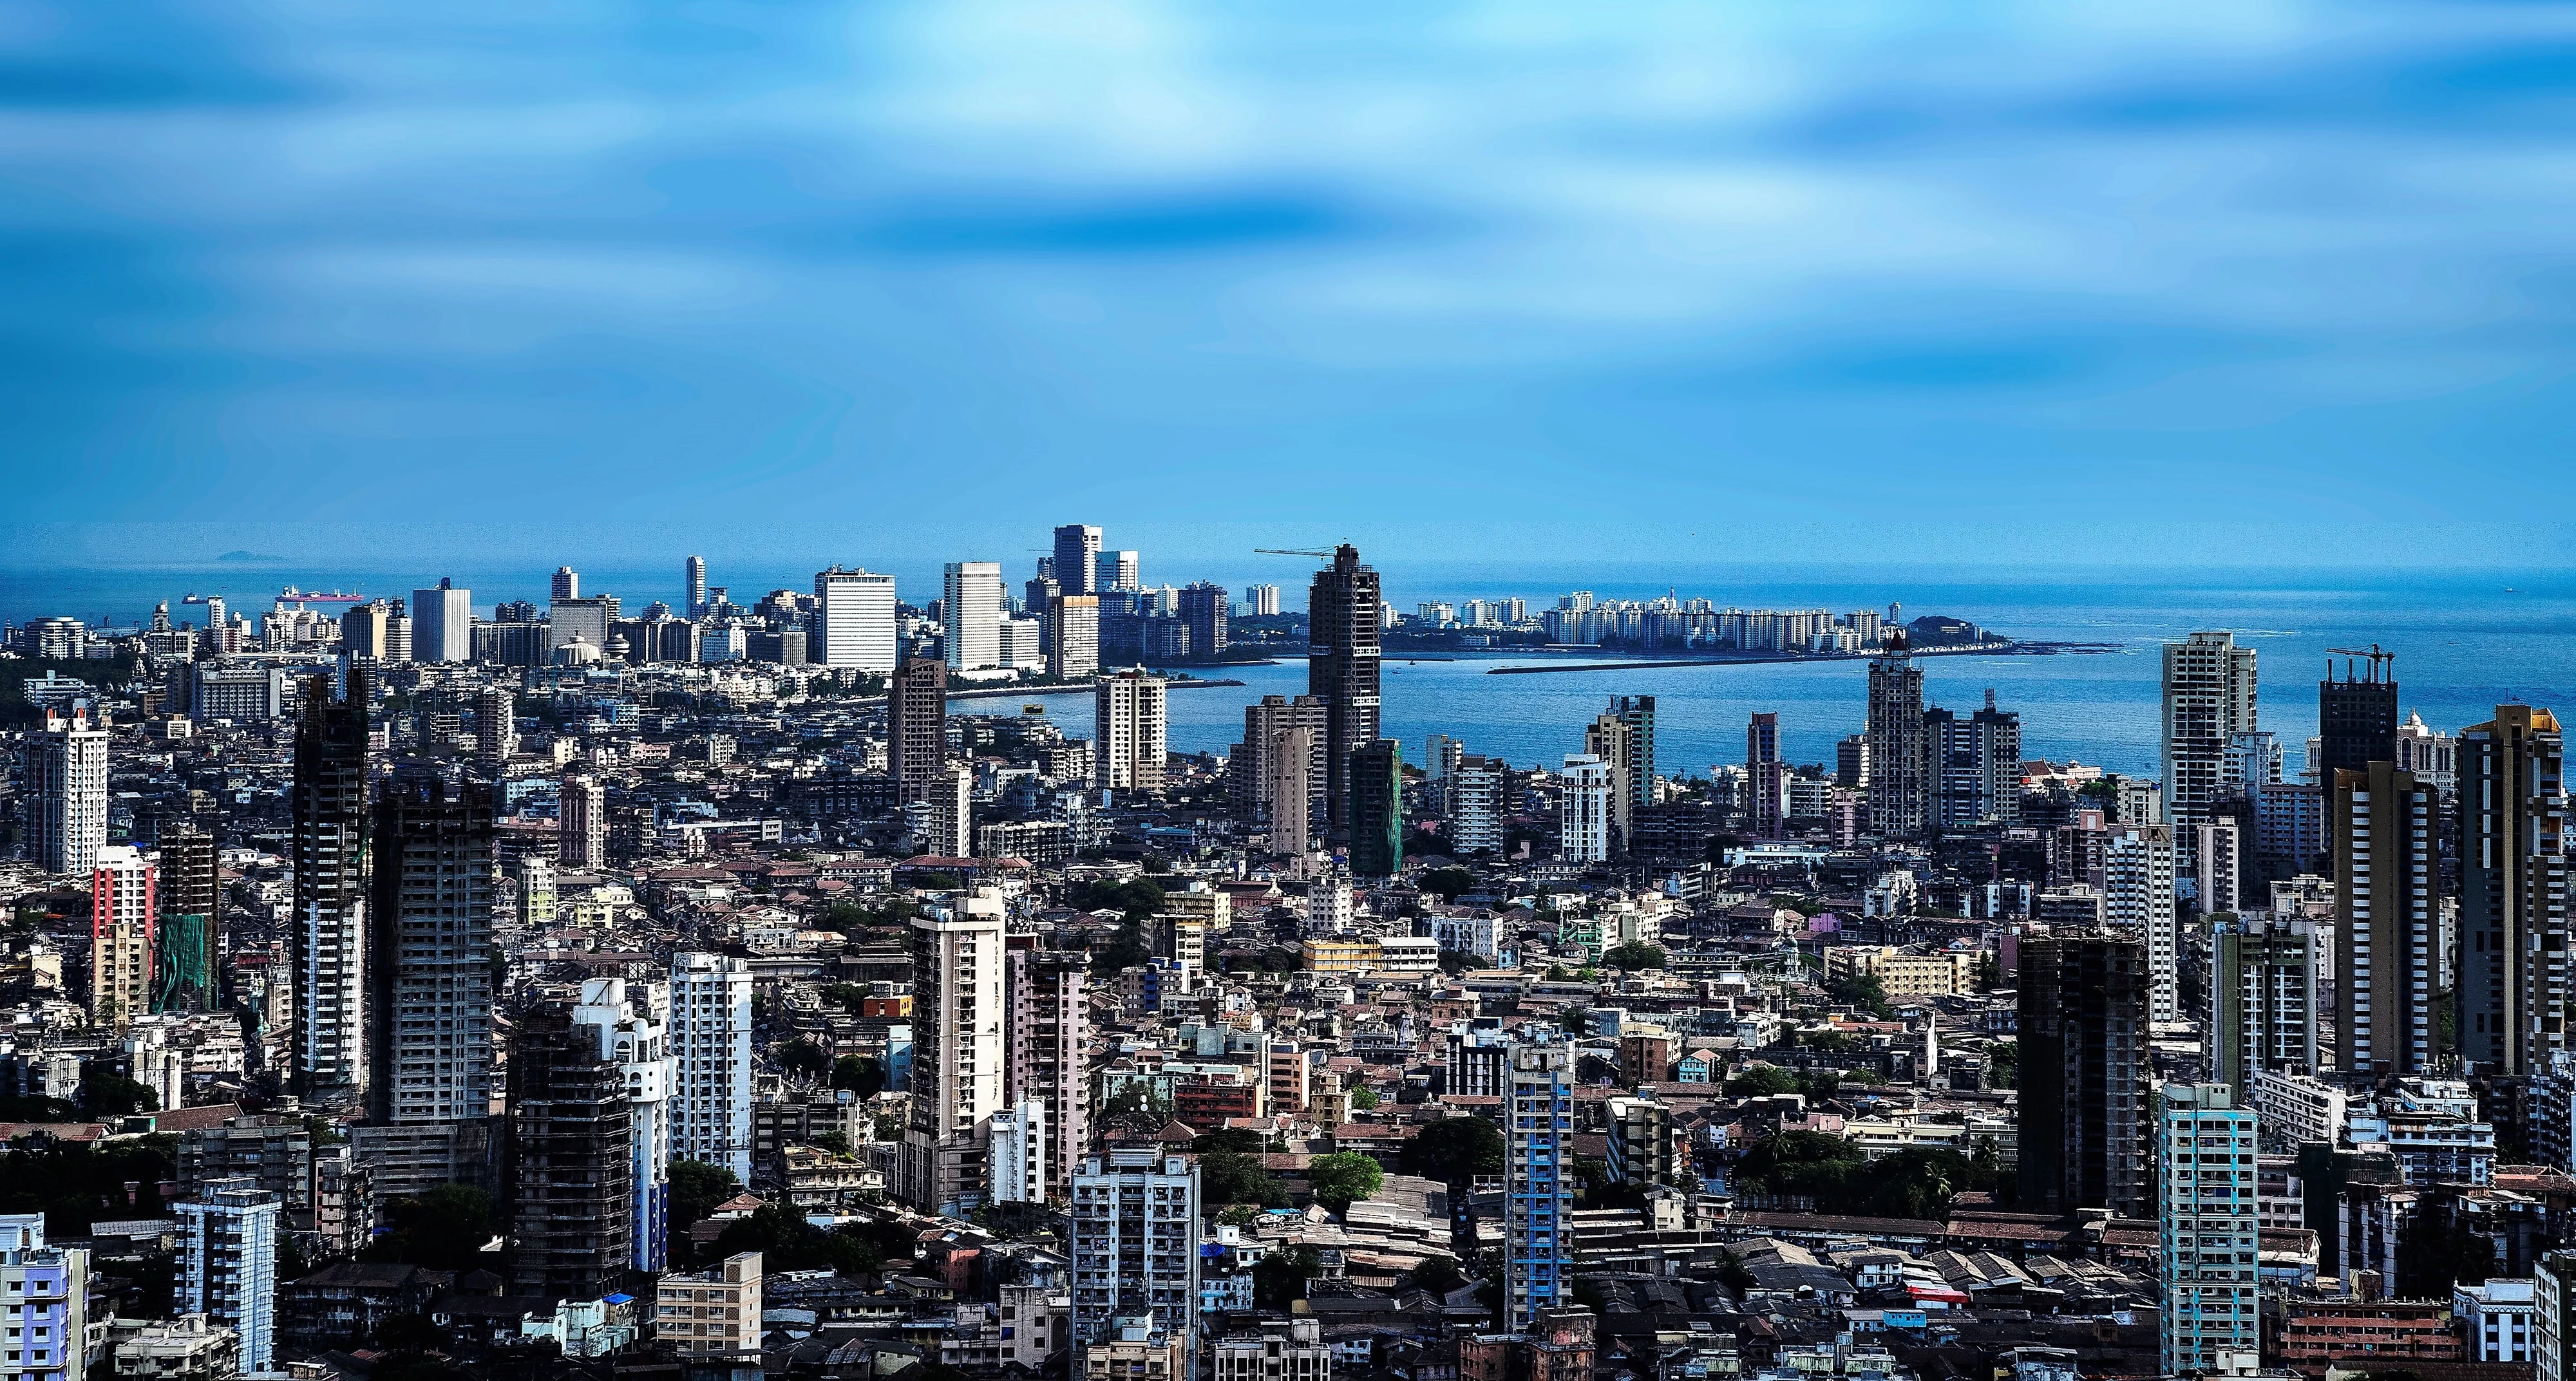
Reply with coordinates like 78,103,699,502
410,581,473,663
576,978,674,1272
989,1100,1045,1205
1097,550,1141,594
902,890,1007,1216
2163,631,2259,833
1448,755,1507,858
25,705,108,875
943,562,1007,672
996,617,1046,671
1558,755,1613,864
1094,670,1168,793
561,774,607,870
1243,584,1281,617
931,762,974,858
685,556,707,616
553,567,580,601
175,1178,281,1374
813,567,898,673
1071,1149,1202,1376
669,952,754,1181
2107,824,2181,1022
2157,1084,2259,1376
90,845,153,1029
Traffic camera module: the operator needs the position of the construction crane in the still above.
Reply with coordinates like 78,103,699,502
1253,547,1336,558
2325,644,2394,683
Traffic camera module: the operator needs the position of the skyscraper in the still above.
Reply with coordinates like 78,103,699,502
1053,525,1103,597
560,773,607,871
1348,739,1403,879
2018,932,2151,1219
2105,825,2179,1022
1558,755,1613,865
1005,946,1087,1204
2157,1085,2259,1376
153,827,218,1014
366,773,496,1126
930,762,973,858
2338,760,2439,1075
173,1178,280,1374
2209,916,2318,1097
1448,755,1506,858
1243,584,1281,617
25,704,108,875
1094,670,1168,793
507,1001,634,1301
1097,550,1141,594
548,594,618,655
1611,695,1656,815
668,952,754,1182
1504,1041,1573,1331
1747,712,1785,838
1929,691,2023,828
1229,695,1326,831
889,659,949,806
1866,640,1927,836
1584,711,1637,852
1048,594,1100,679
552,567,580,601
902,891,1007,1217
685,555,707,616
1308,545,1382,844
292,670,369,1102
1070,1149,1202,1376
410,579,472,664
2461,705,2569,1076
1270,726,1318,858
812,567,898,673
2319,648,2400,780
90,845,153,1029
476,686,516,778
573,977,672,1272
1177,583,1229,661
943,561,1006,671
2163,631,2259,834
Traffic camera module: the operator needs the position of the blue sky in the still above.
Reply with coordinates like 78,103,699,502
7,0,2576,569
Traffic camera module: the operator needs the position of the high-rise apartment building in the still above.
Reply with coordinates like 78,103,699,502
560,773,607,871
2104,825,2180,1022
25,704,108,876
1611,695,1656,814
1309,545,1383,844
1005,946,1086,1203
1242,584,1281,617
175,1178,280,1373
943,561,1006,671
2157,1085,2259,1376
90,845,154,1029
1349,739,1403,879
2338,760,2440,1075
507,1001,634,1301
1049,594,1101,679
154,827,218,1014
812,567,898,673
2320,649,2400,780
685,556,707,616
2194,819,2243,915
340,601,399,662
1504,1041,1573,1331
0,1215,88,1381
292,671,369,1102
2018,932,2151,1219
366,774,496,1126
1584,712,1637,852
2163,631,2259,835
2210,916,2318,1097
930,762,974,859
477,686,516,776
1097,550,1141,594
1558,756,1613,864
1836,733,1870,789
1094,670,1168,793
889,659,949,806
668,952,753,1181
1071,1149,1201,1377
1230,695,1327,831
1177,583,1229,661
410,580,472,664
1748,713,1785,838
1866,641,1927,836
1268,727,1316,858
574,977,672,1273
1929,692,2023,828
1448,755,1507,858
2461,705,2569,1076
553,567,580,602
1053,525,1103,597
902,891,1007,1216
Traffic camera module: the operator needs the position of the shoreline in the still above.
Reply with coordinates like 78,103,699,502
947,677,1250,702
1482,641,2119,675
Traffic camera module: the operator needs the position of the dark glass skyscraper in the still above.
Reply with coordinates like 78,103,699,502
1308,544,1381,843
2318,648,2399,779
292,668,369,1102
2017,930,2151,1218
1052,524,1101,597
367,772,497,1127
1349,738,1402,878
2460,704,2568,1076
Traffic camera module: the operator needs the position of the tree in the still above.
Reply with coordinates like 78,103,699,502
1101,1082,1174,1123
777,1040,829,1076
1824,971,1893,1020
76,1071,158,1118
1306,1152,1385,1214
1201,1151,1289,1207
1602,942,1667,971
1193,1129,1269,1156
1724,1065,1799,1098
1350,1086,1380,1111
1987,1040,2018,1089
667,1160,743,1259
1418,868,1478,902
1254,1246,1321,1310
833,1055,887,1098
1401,1117,1504,1186
1437,949,1478,976
1406,1257,1465,1295
366,1184,497,1272
1218,1203,1262,1227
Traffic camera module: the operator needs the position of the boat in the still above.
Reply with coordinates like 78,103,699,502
279,586,363,603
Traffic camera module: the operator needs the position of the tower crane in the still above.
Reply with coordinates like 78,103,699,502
1253,548,1336,558
2325,644,2394,682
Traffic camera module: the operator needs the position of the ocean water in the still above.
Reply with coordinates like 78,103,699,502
5,558,2573,778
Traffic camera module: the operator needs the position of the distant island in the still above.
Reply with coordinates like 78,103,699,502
215,550,285,563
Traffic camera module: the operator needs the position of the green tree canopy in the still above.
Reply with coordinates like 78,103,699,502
1399,1116,1504,1185
1602,942,1667,970
1306,1152,1385,1214
833,1055,887,1098
777,1040,829,1076
1417,868,1478,901
1200,1151,1290,1207
1724,1065,1799,1098
667,1160,743,1261
365,1184,497,1272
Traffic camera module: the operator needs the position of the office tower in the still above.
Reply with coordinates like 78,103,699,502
154,827,218,1014
174,1178,280,1374
669,952,754,1181
1178,583,1230,660
1866,640,1927,835
549,595,618,656
2195,820,2242,914
477,686,516,777
943,561,1006,671
2105,825,2180,1022
1835,733,1870,789
1448,755,1506,858
1097,550,1141,594
1504,1041,1573,1331
1349,739,1403,879
0,1215,87,1381
25,705,108,875
685,556,707,616
2163,631,2259,834
1070,1149,1201,1375
811,567,899,673
366,774,496,1125
2461,706,2570,1075
1049,594,1101,679
2210,916,2318,1097
410,579,472,663
1309,545,1383,843
1054,525,1103,597
1025,574,1060,625
657,1252,764,1359
574,978,672,1272
507,1001,634,1301
1584,711,1638,851
553,567,580,601
931,762,974,858
2018,932,2152,1219
560,773,607,870
1243,584,1281,617
889,659,949,805
903,891,1007,1216
996,616,1044,670
1231,695,1327,827
2157,1084,2259,1376
1748,713,1785,838
190,664,290,722
1094,670,1168,793
292,670,369,1102
1005,948,1087,1203
1558,755,1613,864
90,845,154,1029
2320,648,2400,779
340,601,397,661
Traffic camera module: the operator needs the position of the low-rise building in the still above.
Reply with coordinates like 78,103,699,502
2457,1278,2535,1364
111,1314,238,1381
657,1252,764,1357
2277,1299,2461,1369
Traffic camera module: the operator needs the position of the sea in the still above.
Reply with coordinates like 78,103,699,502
6,558,2573,780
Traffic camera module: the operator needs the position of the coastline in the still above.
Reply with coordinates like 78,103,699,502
1482,641,2119,675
